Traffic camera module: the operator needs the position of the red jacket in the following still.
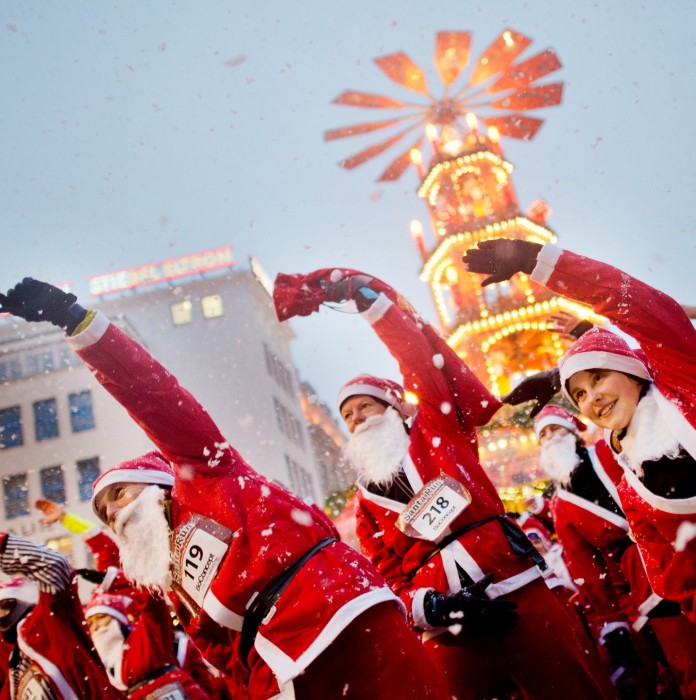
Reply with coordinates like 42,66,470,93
532,244,696,620
68,312,397,699
355,292,545,631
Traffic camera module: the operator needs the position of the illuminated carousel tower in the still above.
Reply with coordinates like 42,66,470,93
326,29,600,497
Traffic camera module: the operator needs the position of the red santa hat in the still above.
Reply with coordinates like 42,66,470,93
337,374,416,420
0,577,38,606
533,404,587,440
84,592,132,628
91,451,175,521
558,327,651,406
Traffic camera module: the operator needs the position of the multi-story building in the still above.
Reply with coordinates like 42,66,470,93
0,251,336,569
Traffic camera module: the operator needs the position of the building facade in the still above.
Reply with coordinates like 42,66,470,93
0,263,334,569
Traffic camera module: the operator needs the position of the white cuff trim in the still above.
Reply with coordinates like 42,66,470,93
530,243,563,286
66,310,110,350
361,293,391,324
411,588,435,631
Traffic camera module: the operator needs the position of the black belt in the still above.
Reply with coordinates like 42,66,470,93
240,537,336,664
405,514,548,579
127,664,178,695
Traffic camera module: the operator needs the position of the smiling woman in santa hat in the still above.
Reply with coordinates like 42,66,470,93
463,239,696,635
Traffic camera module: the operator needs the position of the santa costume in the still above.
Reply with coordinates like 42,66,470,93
274,267,616,700
68,310,447,700
533,404,640,643
529,243,696,623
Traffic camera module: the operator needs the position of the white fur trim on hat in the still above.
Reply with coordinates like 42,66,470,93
338,382,393,409
534,414,582,439
85,605,130,628
560,351,651,397
91,468,174,519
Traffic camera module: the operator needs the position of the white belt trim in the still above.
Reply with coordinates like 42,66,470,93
556,488,629,530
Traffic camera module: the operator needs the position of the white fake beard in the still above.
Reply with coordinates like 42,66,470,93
617,387,682,478
91,618,127,690
115,484,172,594
344,407,410,487
539,432,581,488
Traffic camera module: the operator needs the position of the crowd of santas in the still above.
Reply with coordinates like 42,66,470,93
0,236,693,699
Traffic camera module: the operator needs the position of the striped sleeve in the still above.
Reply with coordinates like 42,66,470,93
0,534,72,593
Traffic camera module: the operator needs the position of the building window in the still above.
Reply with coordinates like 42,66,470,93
76,457,100,502
201,294,224,319
69,390,95,433
3,473,29,519
171,300,193,326
285,456,315,501
57,347,79,369
0,359,22,382
264,343,294,396
0,406,23,448
40,465,66,504
274,398,305,449
26,350,54,376
34,398,59,441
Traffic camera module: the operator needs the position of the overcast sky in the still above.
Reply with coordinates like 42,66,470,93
2,1,695,416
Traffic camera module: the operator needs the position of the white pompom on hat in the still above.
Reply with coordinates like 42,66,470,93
0,577,38,606
91,450,175,522
533,404,586,440
558,327,651,407
338,374,416,420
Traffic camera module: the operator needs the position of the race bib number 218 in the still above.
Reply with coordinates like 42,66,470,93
396,475,471,542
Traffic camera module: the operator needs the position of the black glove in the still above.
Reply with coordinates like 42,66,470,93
501,368,561,418
423,573,519,632
323,274,378,312
0,278,87,333
462,239,542,287
75,568,107,585
602,627,643,670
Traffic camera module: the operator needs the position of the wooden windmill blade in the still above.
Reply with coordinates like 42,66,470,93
434,31,472,86
470,29,532,85
374,52,431,95
486,48,563,93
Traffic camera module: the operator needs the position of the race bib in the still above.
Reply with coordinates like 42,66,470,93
141,681,189,700
171,515,234,615
16,666,53,700
396,475,471,542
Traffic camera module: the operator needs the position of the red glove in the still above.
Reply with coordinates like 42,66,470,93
273,268,398,321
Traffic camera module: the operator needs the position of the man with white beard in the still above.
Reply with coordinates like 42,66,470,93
274,266,617,700
533,403,654,696
0,277,448,700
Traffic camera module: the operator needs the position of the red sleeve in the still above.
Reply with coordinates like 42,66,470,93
535,246,696,405
84,530,120,571
365,295,501,432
